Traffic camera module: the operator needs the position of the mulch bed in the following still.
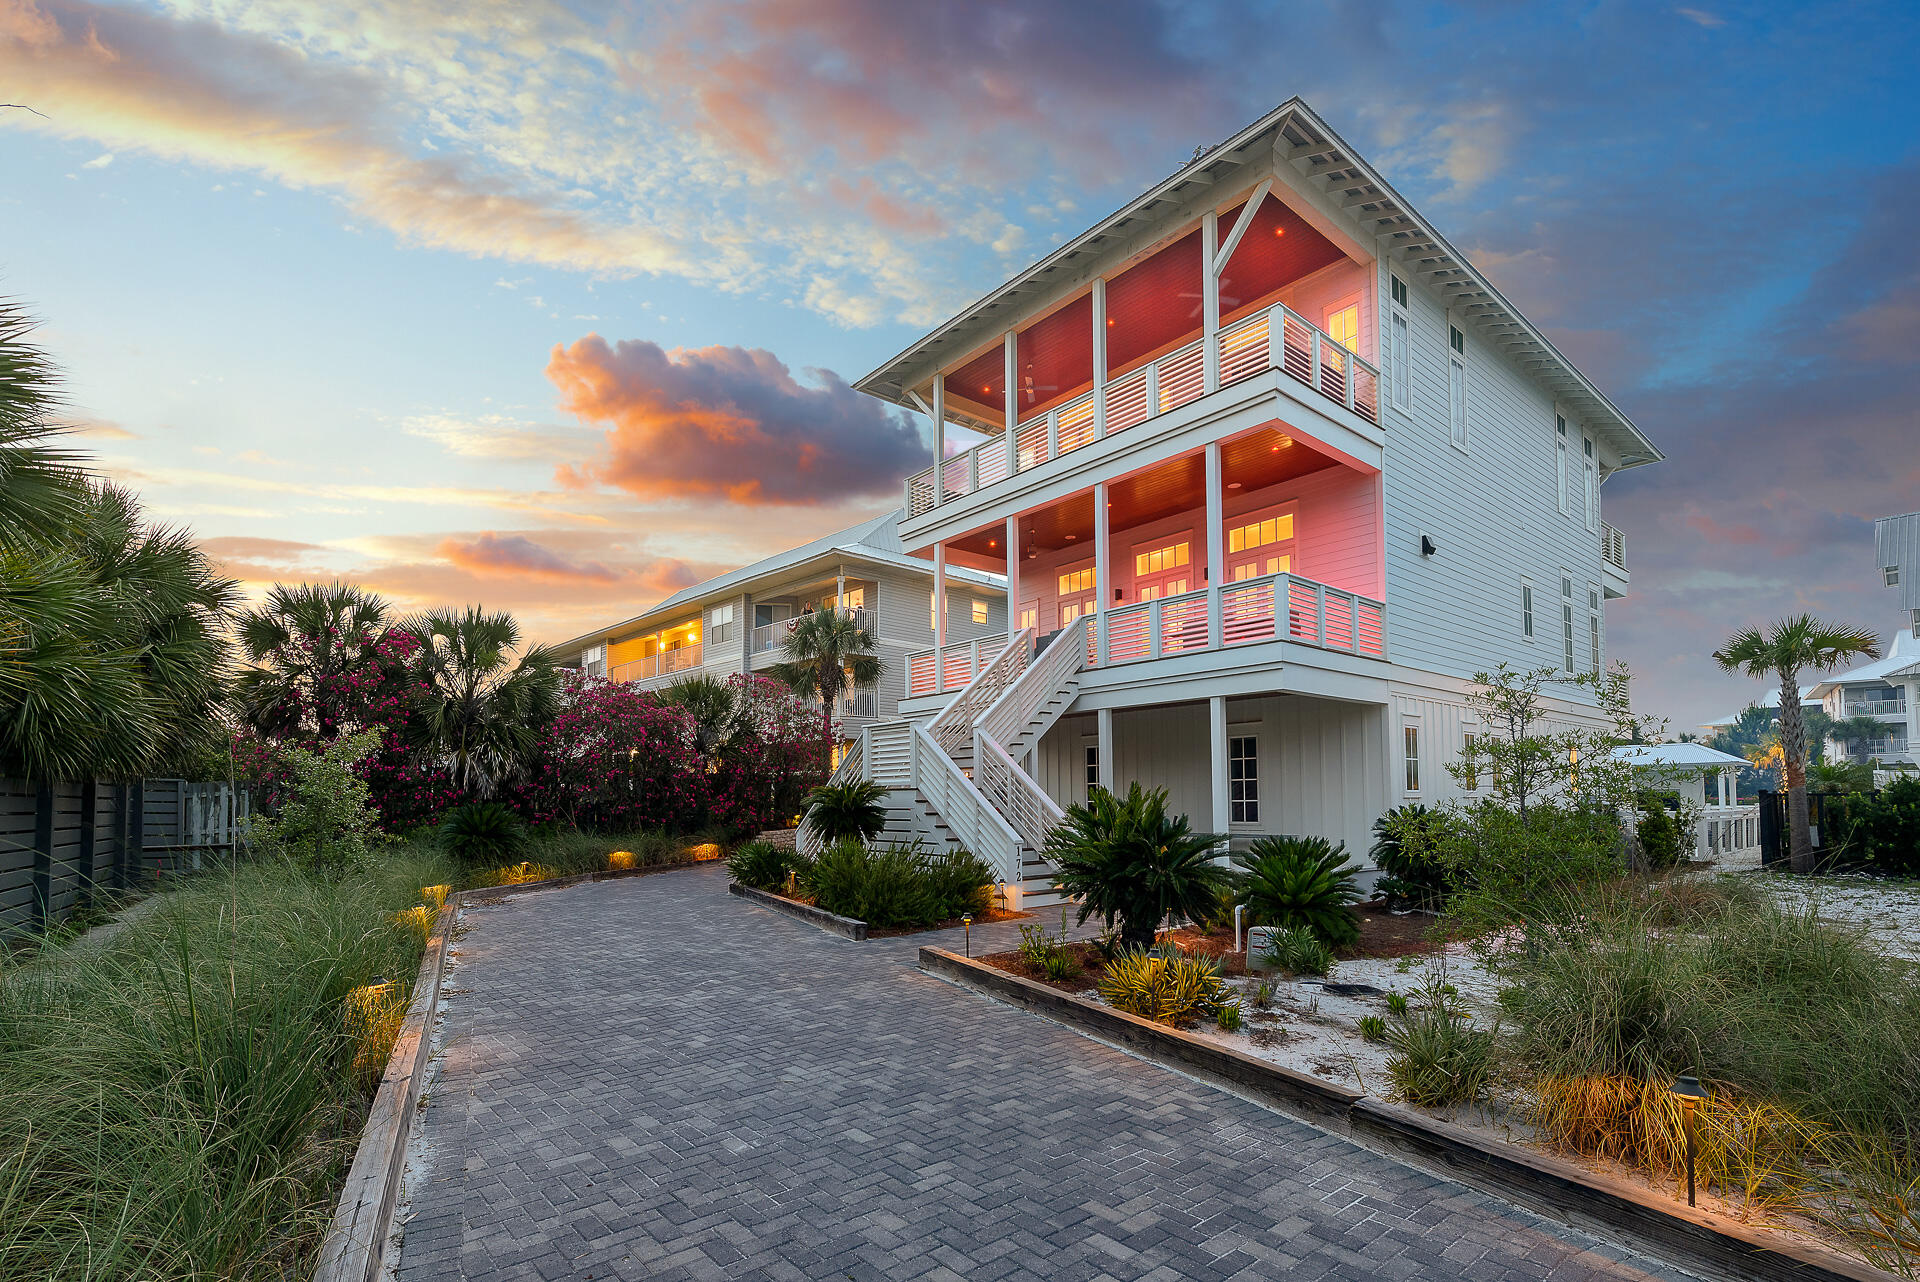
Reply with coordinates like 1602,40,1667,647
982,901,1446,991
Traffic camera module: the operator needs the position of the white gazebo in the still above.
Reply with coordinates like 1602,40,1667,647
1610,742,1760,863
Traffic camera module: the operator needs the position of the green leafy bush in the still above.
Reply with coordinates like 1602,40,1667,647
1357,1014,1387,1042
1259,926,1332,977
803,780,889,845
1824,777,1920,875
919,848,995,921
437,801,528,866
245,730,387,871
1369,804,1456,910
1098,946,1229,1025
1384,972,1495,1107
1634,792,1686,869
1047,784,1232,950
1216,1001,1243,1032
804,841,991,928
1233,835,1362,948
1427,800,1623,933
728,840,791,890
1018,925,1082,981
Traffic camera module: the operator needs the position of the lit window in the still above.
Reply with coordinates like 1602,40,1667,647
1522,583,1534,639
1404,725,1421,793
1230,736,1259,824
1229,514,1293,553
1133,540,1191,602
1229,513,1295,581
1461,732,1478,791
1058,566,1096,595
930,591,938,630
1019,606,1037,631
1061,601,1088,625
1134,540,1190,577
972,599,989,626
1326,303,1360,354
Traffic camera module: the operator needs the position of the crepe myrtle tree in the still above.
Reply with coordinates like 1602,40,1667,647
1715,615,1881,874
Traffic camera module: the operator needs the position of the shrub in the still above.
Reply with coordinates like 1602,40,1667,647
1259,926,1333,977
1216,1002,1243,1032
1018,925,1082,981
728,840,792,890
1233,836,1362,949
1098,946,1229,1025
1384,972,1495,1107
437,801,528,865
1369,805,1455,910
803,841,988,928
1824,776,1920,876
1047,784,1233,950
803,780,889,845
1423,799,1623,934
919,847,995,922
1357,1014,1387,1042
244,730,387,870
1634,792,1687,868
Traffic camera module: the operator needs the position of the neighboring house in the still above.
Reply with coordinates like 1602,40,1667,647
549,509,1005,744
1611,743,1759,864
808,98,1665,906
1802,512,1920,767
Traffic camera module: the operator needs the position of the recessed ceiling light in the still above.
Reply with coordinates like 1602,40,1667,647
1065,533,1077,540
1228,481,1243,490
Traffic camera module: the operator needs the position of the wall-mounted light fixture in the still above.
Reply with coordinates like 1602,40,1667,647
1420,534,1438,557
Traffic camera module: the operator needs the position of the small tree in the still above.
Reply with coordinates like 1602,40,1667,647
243,730,386,870
1046,784,1232,950
407,606,562,801
1714,616,1880,873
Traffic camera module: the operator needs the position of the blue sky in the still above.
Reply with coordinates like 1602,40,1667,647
3,0,1917,729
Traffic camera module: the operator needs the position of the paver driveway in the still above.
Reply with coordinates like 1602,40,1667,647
396,864,1696,1282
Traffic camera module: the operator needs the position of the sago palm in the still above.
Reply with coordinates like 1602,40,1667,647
1714,615,1880,873
769,610,882,757
1233,835,1363,949
406,606,561,800
1046,783,1231,950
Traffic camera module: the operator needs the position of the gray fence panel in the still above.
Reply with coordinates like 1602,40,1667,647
0,780,36,925
48,781,85,921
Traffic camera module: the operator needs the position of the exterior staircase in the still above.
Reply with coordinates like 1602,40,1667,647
799,617,1090,910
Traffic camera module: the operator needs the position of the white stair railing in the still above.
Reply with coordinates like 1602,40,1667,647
795,731,867,856
909,724,1024,886
977,616,1087,752
927,629,1034,760
974,732,1064,858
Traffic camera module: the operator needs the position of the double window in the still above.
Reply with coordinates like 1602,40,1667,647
1132,539,1190,601
1227,510,1295,581
1326,301,1361,355
1229,735,1259,824
709,603,735,646
1058,564,1096,625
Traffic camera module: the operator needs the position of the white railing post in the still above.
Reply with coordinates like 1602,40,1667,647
1208,586,1222,653
968,448,979,494
1146,363,1160,416
1092,276,1108,439
1315,583,1328,648
1267,302,1283,371
1149,599,1164,658
1046,408,1059,462
931,372,946,508
1309,331,1322,394
1345,356,1356,412
1275,573,1289,640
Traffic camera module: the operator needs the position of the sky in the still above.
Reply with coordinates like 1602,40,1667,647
2,0,1917,731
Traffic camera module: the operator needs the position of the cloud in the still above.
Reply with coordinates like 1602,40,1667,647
197,534,328,564
401,411,595,463
436,531,625,584
1676,8,1727,28
80,150,110,167
546,335,930,505
68,415,137,440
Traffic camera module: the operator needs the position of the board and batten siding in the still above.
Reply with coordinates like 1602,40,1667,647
1376,251,1606,698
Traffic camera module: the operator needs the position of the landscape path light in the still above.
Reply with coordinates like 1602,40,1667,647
962,913,973,957
1669,1074,1707,1207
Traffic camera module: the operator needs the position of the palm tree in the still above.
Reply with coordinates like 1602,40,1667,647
233,580,392,739
1046,783,1233,950
406,606,561,800
1829,714,1891,763
1714,615,1880,872
0,298,84,544
769,610,882,758
659,674,745,762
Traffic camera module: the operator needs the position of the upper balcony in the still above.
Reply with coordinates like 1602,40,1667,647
750,606,875,656
610,641,704,686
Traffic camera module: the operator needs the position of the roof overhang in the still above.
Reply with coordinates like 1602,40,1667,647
856,97,1662,474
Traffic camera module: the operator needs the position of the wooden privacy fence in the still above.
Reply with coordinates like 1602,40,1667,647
0,778,250,937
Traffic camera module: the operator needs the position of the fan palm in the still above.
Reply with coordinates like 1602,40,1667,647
1829,714,1892,763
406,606,561,800
1714,615,1880,872
232,581,392,739
659,674,746,761
1046,783,1232,950
0,298,84,544
769,610,883,757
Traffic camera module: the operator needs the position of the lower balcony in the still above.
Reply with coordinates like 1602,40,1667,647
610,642,704,685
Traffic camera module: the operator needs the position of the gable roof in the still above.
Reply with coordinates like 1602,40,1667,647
856,97,1661,474
1808,626,1920,697
550,508,1002,656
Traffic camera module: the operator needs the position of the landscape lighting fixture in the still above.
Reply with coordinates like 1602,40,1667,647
1669,1075,1707,1207
962,913,973,957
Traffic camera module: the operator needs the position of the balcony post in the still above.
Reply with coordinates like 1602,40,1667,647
1202,210,1220,394
1094,481,1110,666
933,541,948,688
1046,407,1059,462
931,372,947,507
1275,572,1289,639
1003,331,1019,475
1091,276,1108,439
1315,583,1328,648
1205,440,1224,649
1309,331,1322,396
1149,599,1164,658
1096,707,1114,794
1006,516,1021,640
1209,694,1230,850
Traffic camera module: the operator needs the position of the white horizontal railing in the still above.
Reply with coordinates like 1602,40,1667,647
926,630,1033,759
1600,522,1626,571
910,723,1023,886
609,642,704,685
1844,696,1907,717
751,606,874,655
905,300,1381,517
905,636,999,699
977,616,1087,750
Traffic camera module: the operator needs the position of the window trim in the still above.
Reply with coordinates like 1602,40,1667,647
1448,352,1467,452
1588,582,1602,676
971,598,989,626
1403,723,1422,794
1228,733,1260,826
1555,414,1570,515
1521,579,1535,641
1461,727,1479,792
1561,572,1576,673
1885,565,1900,587
1583,436,1599,534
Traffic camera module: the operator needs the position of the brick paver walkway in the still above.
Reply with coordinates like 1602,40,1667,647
395,864,1695,1281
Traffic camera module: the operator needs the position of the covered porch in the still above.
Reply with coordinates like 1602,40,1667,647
908,424,1385,697
608,617,703,685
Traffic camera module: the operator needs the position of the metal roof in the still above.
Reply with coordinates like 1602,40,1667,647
856,96,1662,473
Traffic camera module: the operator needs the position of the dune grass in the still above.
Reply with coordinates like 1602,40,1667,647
0,847,455,1280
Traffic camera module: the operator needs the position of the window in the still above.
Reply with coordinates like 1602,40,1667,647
1325,302,1360,354
1390,311,1410,412
1886,566,1901,587
1561,575,1576,673
835,586,866,610
1084,744,1099,799
1058,563,1096,625
1133,539,1190,601
1019,606,1037,631
1391,274,1409,308
1058,566,1096,595
1449,325,1465,354
1403,725,1421,793
972,599,989,626
1555,416,1569,514
1911,607,1919,638
1228,511,1295,580
930,591,938,630
1448,350,1467,449
1461,731,1478,791
1583,437,1599,533
709,603,735,645
1588,601,1601,676
1229,735,1259,824
1521,582,1534,639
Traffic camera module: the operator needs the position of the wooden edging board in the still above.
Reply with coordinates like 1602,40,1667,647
727,881,868,940
919,946,1897,1282
313,860,699,1282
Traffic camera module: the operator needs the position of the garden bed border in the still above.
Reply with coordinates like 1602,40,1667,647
920,946,1897,1282
314,859,700,1282
727,881,867,940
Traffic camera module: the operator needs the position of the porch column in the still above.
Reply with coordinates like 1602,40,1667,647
1202,210,1220,394
1095,707,1115,795
1006,516,1021,639
1003,331,1019,477
1209,695,1230,852
1094,481,1110,665
835,567,846,611
1205,440,1224,648
933,540,947,657
931,372,947,507
1092,277,1108,438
